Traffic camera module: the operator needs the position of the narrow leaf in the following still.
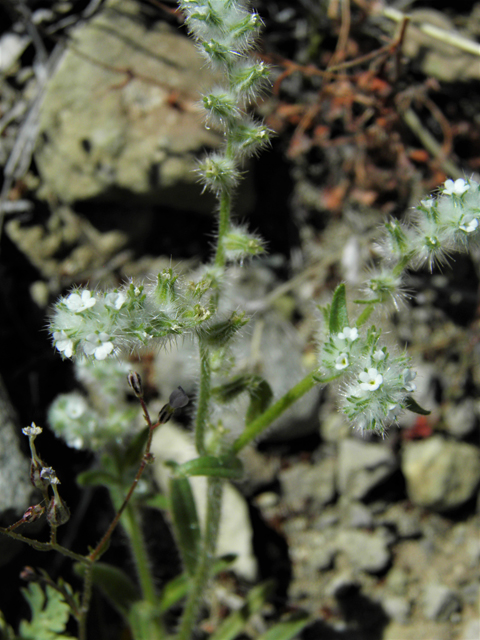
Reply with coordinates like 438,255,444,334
176,455,243,479
256,612,311,640
169,476,201,576
405,396,431,416
245,377,273,425
76,468,118,488
75,562,140,617
329,284,349,335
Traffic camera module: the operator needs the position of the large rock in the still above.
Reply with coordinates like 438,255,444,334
336,438,398,500
35,0,221,208
402,436,480,511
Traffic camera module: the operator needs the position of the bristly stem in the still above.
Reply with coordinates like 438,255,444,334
195,340,211,456
176,477,223,640
214,188,231,270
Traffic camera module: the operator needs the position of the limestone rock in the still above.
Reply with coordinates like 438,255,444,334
337,438,398,500
35,0,221,208
402,436,480,511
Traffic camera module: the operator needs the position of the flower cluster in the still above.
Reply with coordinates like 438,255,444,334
320,324,416,435
380,177,479,271
48,359,140,450
50,269,215,361
180,0,270,263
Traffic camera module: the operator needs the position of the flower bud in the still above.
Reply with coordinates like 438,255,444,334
128,371,144,398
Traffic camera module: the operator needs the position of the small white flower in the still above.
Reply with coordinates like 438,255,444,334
105,291,127,310
372,349,386,362
53,331,74,358
338,327,358,342
65,395,88,419
335,353,349,370
40,467,60,485
84,333,114,360
22,422,43,437
359,368,383,391
65,290,96,313
442,178,470,196
402,368,417,392
458,217,479,234
387,403,401,420
420,199,435,209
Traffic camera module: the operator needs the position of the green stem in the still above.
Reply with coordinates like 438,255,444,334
176,477,223,640
195,341,211,455
123,503,157,606
231,371,335,453
214,188,231,269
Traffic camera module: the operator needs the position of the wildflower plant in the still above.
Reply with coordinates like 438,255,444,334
1,0,479,638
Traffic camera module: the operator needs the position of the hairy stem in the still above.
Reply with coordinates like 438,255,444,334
195,341,211,456
176,477,223,640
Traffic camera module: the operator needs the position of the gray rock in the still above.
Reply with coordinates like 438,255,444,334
279,458,336,510
402,436,480,511
382,596,411,624
460,619,480,640
442,399,478,438
36,0,221,208
0,376,36,567
422,583,461,621
337,438,398,500
339,499,374,529
337,528,392,573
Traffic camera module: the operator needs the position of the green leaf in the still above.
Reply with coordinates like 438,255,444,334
19,583,72,640
175,455,243,480
75,562,140,617
212,375,253,403
158,555,237,613
123,426,150,469
256,612,311,640
127,601,166,640
245,377,273,425
329,284,349,335
208,581,275,640
405,396,431,416
76,468,119,488
169,476,201,577
143,493,170,511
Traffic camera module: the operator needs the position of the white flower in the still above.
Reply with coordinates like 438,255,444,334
53,331,74,358
442,178,470,196
105,291,127,310
335,353,349,370
22,422,43,437
84,333,114,360
359,368,383,391
372,349,386,362
402,368,417,392
40,467,60,485
458,217,479,234
65,290,96,313
420,199,435,209
65,395,88,419
338,327,358,342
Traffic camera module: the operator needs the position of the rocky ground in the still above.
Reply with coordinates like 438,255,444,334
0,1,479,639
